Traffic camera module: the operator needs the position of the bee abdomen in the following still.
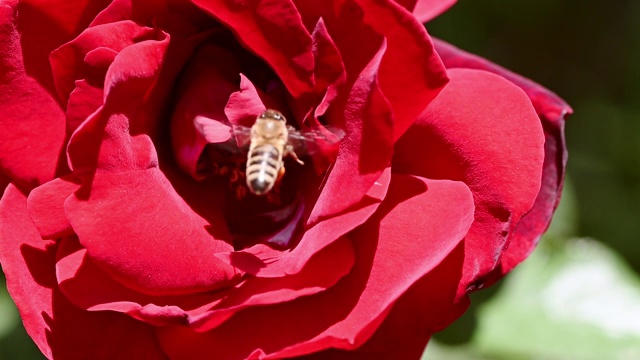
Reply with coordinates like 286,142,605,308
246,144,281,195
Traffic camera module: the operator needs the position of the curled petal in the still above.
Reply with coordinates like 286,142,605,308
228,167,391,279
310,38,393,222
189,237,355,332
393,68,545,298
225,73,285,128
309,18,345,118
191,0,314,98
353,0,449,140
64,168,237,296
26,176,81,239
433,39,571,278
55,237,222,326
50,20,158,104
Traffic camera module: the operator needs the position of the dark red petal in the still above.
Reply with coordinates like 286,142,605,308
393,68,545,298
55,237,221,326
496,122,566,275
0,185,57,358
156,175,474,359
0,4,65,191
300,243,469,360
64,168,237,296
331,243,468,359
310,39,393,221
225,73,285,127
226,167,390,279
299,244,468,359
171,44,241,179
26,176,81,239
0,185,167,360
66,32,171,173
353,0,449,140
189,237,355,332
91,0,212,33
50,20,157,105
13,0,110,93
309,18,346,118
191,0,314,98
56,234,353,330
432,40,571,278
65,79,105,138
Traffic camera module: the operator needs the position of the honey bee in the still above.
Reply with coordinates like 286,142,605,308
244,109,303,195
195,109,344,196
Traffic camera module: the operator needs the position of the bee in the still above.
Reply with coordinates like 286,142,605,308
244,109,303,195
195,109,344,197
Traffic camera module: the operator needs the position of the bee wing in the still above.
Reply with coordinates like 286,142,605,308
210,125,252,156
287,126,345,158
230,125,253,149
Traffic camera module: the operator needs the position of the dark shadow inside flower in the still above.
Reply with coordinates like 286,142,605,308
170,38,343,253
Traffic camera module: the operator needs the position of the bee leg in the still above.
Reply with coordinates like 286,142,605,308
285,145,304,165
276,165,286,181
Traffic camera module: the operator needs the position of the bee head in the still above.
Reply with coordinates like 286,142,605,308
259,109,286,123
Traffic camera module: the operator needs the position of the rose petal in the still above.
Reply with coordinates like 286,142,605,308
55,237,221,326
0,185,167,359
353,0,449,140
0,4,65,191
497,122,566,274
65,78,106,139
14,0,110,92
156,175,474,359
189,237,355,332
298,243,468,359
26,176,81,239
64,168,238,296
432,39,571,277
226,167,391,279
191,0,314,98
393,68,545,298
225,73,284,128
50,20,158,105
66,32,176,173
0,185,57,358
170,44,241,179
309,18,346,118
310,38,393,221
56,232,353,332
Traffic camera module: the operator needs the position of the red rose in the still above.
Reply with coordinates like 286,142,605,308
0,0,570,359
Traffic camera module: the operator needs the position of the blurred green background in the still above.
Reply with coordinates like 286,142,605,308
1,1,639,359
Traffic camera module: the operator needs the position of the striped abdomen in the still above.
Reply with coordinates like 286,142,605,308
246,143,282,195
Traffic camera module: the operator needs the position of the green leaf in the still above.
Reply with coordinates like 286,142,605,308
473,238,640,360
0,281,20,340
